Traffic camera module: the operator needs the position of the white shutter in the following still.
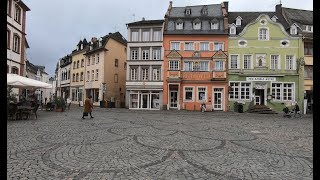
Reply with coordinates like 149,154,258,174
293,56,297,70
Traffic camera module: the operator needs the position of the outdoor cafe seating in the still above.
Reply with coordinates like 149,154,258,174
8,102,39,120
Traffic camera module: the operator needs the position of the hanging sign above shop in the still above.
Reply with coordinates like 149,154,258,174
246,77,276,81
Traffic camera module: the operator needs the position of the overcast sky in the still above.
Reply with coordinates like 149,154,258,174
24,0,313,78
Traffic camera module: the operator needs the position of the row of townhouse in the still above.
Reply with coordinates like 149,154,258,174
55,32,127,107
125,1,313,113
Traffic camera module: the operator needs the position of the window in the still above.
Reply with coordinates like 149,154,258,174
130,93,139,108
96,54,99,64
114,73,120,83
176,22,183,30
94,89,99,102
72,89,76,101
229,82,251,100
193,62,200,71
214,42,224,51
152,68,160,81
115,59,118,67
211,22,219,30
285,55,294,70
200,61,209,71
198,87,207,101
11,66,19,74
12,34,20,53
92,55,95,65
130,68,137,80
80,72,84,81
153,29,161,41
215,61,224,71
81,59,84,67
304,66,313,79
186,9,191,15
142,29,150,41
243,55,252,69
270,55,279,70
76,73,79,82
170,42,180,50
142,49,149,60
259,28,268,40
290,25,297,35
73,62,76,69
77,61,80,69
230,26,236,35
87,57,90,66
304,42,313,55
184,42,194,51
14,5,21,23
72,74,75,82
184,87,194,101
169,60,179,71
124,62,127,70
91,70,94,81
304,25,313,32
7,0,12,16
96,69,99,80
152,48,161,60
142,68,149,80
131,30,139,41
193,22,201,30
7,29,10,49
200,42,209,51
238,40,247,47
131,49,138,60
236,18,241,26
184,61,193,71
230,55,238,69
271,83,294,101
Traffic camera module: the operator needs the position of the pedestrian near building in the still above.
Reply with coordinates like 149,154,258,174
82,95,94,119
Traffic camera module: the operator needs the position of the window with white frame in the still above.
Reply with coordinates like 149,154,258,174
131,30,139,41
76,73,79,82
198,87,207,101
14,5,21,23
240,82,250,100
215,61,224,71
270,55,279,70
229,82,251,100
130,68,137,80
211,22,219,30
230,26,236,35
230,55,238,69
91,70,94,81
142,29,150,41
80,72,84,81
170,42,180,50
272,83,294,101
184,61,193,71
142,49,149,60
200,61,209,71
176,22,183,30
92,55,95,65
141,68,149,80
153,29,162,41
229,82,239,100
290,25,297,35
200,42,209,51
72,74,75,82
152,48,161,60
214,42,224,51
73,62,76,69
87,71,90,81
131,49,138,60
13,34,20,53
81,59,84,67
96,69,99,80
169,60,179,70
304,25,313,32
152,68,160,81
184,42,194,51
285,55,294,70
236,18,241,26
96,54,99,64
77,61,79,68
193,22,201,30
184,87,193,101
259,28,268,40
87,57,90,66
193,62,200,71
243,55,252,69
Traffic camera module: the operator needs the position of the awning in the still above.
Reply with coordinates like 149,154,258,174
7,74,52,89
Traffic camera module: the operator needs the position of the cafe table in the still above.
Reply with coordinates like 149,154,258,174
17,106,33,120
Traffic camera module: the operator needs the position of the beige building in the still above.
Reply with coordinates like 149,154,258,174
83,32,127,107
70,39,89,105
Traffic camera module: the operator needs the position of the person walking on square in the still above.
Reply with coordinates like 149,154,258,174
82,95,94,119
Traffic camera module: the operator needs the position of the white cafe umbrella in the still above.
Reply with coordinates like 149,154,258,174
7,74,52,89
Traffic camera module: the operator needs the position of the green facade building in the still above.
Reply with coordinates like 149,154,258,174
227,13,304,112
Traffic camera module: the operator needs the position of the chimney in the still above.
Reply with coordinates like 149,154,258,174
275,4,282,14
165,1,173,18
223,1,229,13
91,37,97,43
142,17,145,21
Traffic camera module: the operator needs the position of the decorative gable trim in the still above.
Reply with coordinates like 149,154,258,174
212,49,227,59
167,50,182,58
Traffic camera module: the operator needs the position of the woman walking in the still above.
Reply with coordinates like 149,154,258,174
82,95,94,119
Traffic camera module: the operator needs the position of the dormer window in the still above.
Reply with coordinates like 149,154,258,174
235,16,242,26
185,9,191,15
290,25,297,35
304,25,313,32
201,6,208,15
193,19,201,30
229,25,236,35
271,15,278,22
176,21,184,30
211,20,219,30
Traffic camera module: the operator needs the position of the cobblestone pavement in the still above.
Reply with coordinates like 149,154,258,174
7,106,313,179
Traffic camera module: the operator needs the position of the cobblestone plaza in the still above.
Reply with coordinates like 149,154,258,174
7,107,313,179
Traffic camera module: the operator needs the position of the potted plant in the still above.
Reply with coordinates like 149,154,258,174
54,96,65,112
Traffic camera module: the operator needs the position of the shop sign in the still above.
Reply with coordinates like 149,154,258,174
246,77,276,81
